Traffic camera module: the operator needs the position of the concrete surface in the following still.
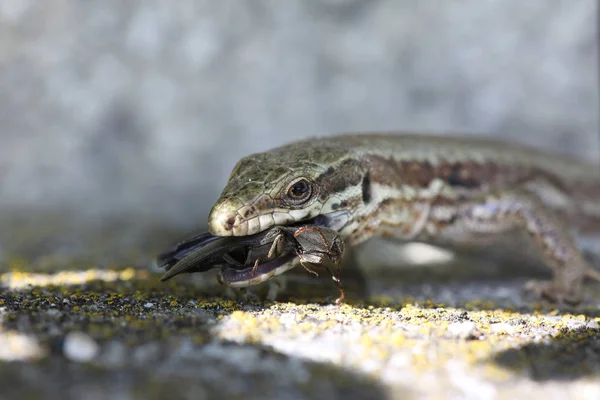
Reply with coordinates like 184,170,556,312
2,249,600,400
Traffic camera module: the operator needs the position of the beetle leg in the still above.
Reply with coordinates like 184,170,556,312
323,261,345,305
299,260,320,277
267,233,286,258
249,258,261,278
250,233,287,278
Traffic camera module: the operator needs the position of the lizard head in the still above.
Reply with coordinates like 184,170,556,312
208,141,369,237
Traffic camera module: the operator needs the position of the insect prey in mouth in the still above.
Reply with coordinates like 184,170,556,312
156,223,346,304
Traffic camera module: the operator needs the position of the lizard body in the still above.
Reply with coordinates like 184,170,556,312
204,133,600,303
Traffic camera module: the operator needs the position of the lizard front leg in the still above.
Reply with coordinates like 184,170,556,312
426,191,595,304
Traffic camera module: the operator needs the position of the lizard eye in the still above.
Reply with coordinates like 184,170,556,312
286,178,312,204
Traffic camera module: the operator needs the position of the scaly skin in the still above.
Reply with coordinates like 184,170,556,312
207,133,600,303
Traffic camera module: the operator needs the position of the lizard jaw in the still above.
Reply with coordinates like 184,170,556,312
208,206,297,237
208,195,300,236
209,200,350,239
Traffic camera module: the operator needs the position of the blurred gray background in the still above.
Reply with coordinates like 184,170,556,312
0,0,598,240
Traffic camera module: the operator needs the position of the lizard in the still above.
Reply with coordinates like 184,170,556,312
199,132,600,304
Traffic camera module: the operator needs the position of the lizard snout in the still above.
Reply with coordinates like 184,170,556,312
208,197,245,236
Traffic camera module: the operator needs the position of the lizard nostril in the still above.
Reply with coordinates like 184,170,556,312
225,217,236,230
208,211,239,236
208,197,245,236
